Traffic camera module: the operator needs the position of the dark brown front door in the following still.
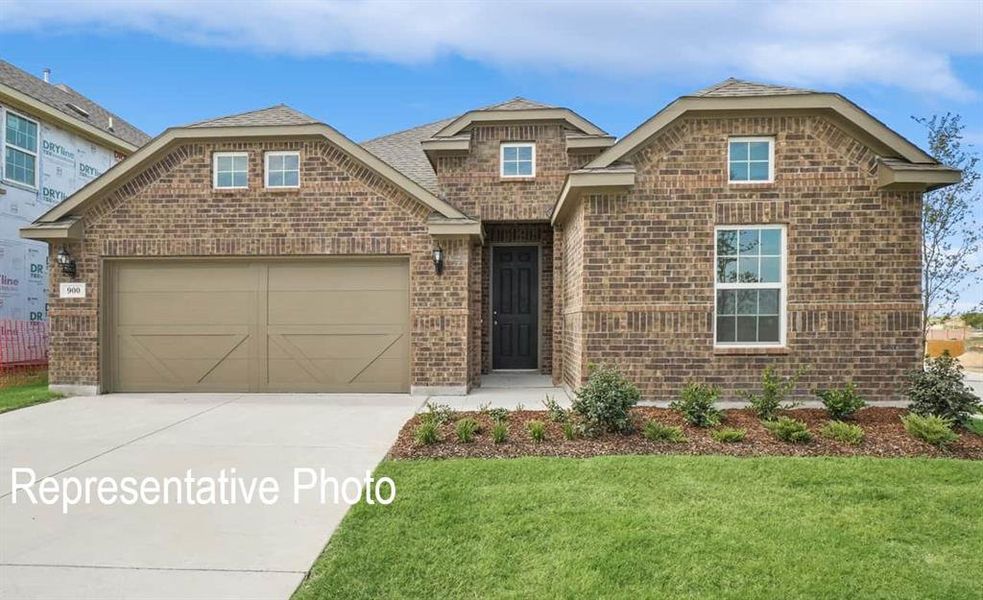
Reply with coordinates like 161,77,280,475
492,246,539,369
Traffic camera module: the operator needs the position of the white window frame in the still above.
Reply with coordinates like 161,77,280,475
2,107,40,190
500,142,535,178
727,136,774,184
212,151,249,190
264,151,300,189
713,224,787,347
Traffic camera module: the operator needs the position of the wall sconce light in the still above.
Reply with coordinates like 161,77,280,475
432,245,445,275
56,246,77,278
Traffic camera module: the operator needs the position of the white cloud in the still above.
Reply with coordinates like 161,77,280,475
2,0,980,99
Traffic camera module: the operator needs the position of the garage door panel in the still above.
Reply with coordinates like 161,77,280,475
110,259,409,393
268,291,409,325
268,261,407,291
117,292,256,326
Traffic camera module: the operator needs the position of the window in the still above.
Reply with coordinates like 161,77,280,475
265,151,300,188
4,110,39,188
213,152,248,189
728,137,773,183
500,143,535,178
714,225,785,346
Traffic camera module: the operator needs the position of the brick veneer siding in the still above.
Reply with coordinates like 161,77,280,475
557,114,922,402
435,123,576,221
553,199,586,388
479,223,554,375
47,138,474,392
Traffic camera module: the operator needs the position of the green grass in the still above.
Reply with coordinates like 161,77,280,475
294,456,982,600
0,376,62,414
967,418,983,436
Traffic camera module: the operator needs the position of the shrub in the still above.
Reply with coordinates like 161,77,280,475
414,420,441,446
421,401,453,425
486,407,509,424
742,366,801,420
562,420,577,441
526,420,546,443
967,418,983,437
762,416,812,443
711,427,747,443
643,421,688,443
492,422,508,444
543,395,567,423
455,418,480,443
820,421,865,445
816,382,867,420
901,413,959,448
905,352,982,424
670,382,722,427
572,364,640,435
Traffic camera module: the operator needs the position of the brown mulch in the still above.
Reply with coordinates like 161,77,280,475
389,407,983,461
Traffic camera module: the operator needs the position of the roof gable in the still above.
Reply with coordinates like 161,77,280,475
29,105,467,229
588,79,936,168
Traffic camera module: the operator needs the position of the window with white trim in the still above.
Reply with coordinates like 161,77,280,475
714,225,785,345
4,110,39,188
728,137,773,183
265,151,299,188
213,152,248,189
500,143,535,178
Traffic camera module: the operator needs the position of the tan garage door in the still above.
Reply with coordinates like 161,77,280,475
107,259,409,393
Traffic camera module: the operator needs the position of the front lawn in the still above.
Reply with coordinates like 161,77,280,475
295,456,982,599
0,374,62,414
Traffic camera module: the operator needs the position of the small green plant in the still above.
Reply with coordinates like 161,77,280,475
486,407,509,424
643,421,688,443
515,402,526,412
572,364,640,435
967,418,983,436
816,382,867,420
670,382,722,427
562,420,577,441
491,421,508,444
762,416,812,443
527,419,546,443
414,420,441,446
905,352,982,424
901,413,959,448
421,401,453,425
711,427,747,443
742,366,802,420
455,418,480,443
820,421,865,445
543,395,567,422
477,401,491,414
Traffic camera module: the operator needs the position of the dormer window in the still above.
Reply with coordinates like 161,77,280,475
265,151,300,188
213,152,248,189
501,143,535,178
728,137,773,183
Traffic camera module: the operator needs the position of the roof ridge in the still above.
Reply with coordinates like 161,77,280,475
184,104,320,128
688,77,817,98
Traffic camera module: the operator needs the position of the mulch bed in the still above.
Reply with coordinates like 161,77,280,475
388,408,983,460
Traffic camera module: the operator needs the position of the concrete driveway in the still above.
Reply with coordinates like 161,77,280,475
0,393,421,599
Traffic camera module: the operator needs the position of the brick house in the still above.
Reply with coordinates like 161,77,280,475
22,79,960,401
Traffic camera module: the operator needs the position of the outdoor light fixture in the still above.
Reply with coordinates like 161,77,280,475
432,245,445,275
56,246,76,278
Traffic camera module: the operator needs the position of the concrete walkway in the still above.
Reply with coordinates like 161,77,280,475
0,393,422,599
428,372,570,411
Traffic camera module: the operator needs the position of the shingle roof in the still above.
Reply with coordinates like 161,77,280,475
481,97,557,111
187,104,320,128
0,60,150,147
690,77,816,98
361,117,457,194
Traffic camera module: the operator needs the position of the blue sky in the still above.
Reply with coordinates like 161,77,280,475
1,0,981,309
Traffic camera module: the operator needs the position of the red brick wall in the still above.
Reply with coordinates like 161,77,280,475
556,114,922,402
48,138,473,391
